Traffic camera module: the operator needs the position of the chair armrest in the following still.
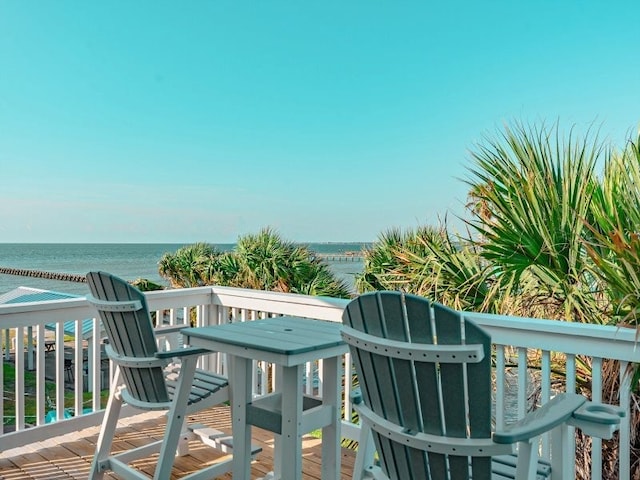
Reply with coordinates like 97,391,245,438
493,393,586,444
156,346,212,359
154,324,186,336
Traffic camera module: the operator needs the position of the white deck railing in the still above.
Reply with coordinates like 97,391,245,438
1,286,638,479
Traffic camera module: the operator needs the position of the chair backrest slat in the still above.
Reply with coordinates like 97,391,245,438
404,294,448,479
87,271,169,404
379,293,426,478
345,293,404,477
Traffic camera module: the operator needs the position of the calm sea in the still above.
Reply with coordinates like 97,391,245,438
0,243,368,296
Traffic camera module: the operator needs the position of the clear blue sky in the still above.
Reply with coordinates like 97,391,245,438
1,1,638,244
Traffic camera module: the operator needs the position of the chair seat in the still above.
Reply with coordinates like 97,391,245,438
362,456,551,480
491,455,551,479
165,365,229,406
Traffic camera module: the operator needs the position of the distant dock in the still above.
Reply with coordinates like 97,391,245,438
0,254,364,283
0,267,86,283
315,252,364,262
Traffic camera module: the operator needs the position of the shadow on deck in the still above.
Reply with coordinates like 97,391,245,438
0,405,357,479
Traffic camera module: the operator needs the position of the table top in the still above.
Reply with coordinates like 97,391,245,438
182,317,347,363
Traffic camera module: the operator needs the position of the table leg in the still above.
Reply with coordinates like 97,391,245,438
280,364,303,480
321,356,341,480
231,355,253,480
273,365,282,478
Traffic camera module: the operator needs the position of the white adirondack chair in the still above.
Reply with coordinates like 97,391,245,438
342,291,624,480
86,271,259,480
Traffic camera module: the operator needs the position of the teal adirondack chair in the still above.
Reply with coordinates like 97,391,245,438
86,271,259,480
342,291,624,480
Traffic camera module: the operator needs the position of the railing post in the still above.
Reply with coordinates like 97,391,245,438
619,362,632,480
495,345,506,429
591,357,603,479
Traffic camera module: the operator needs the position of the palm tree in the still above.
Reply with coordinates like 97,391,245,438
355,227,404,292
465,121,603,322
356,225,492,311
585,135,640,325
582,137,640,477
158,242,222,288
158,229,351,299
130,278,164,291
233,228,299,291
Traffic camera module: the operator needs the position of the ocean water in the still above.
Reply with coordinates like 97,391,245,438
0,243,367,296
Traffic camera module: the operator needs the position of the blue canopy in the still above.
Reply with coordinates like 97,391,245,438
0,287,98,339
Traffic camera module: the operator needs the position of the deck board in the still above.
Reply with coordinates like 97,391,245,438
0,405,356,479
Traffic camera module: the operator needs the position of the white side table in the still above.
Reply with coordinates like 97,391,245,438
183,316,348,480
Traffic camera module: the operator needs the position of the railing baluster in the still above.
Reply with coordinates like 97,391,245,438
517,346,527,419
75,318,84,416
540,349,551,459
36,324,46,426
15,326,25,430
55,322,65,422
495,344,506,429
591,356,603,480
93,316,102,412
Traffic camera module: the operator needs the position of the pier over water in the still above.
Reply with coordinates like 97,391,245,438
315,252,364,262
0,267,86,283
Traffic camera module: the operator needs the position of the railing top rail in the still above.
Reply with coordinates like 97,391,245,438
1,285,638,359
0,297,94,327
468,312,640,361
209,285,349,321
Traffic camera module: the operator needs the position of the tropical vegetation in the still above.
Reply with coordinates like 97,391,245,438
158,228,351,298
357,122,640,326
151,121,640,476
356,121,640,478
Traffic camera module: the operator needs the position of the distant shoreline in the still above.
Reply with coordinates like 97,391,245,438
0,243,366,296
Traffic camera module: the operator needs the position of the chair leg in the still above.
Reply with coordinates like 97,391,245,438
515,439,539,480
550,424,572,479
90,368,124,480
353,420,377,480
153,357,199,480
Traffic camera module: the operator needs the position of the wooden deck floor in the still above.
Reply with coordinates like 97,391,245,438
0,405,357,479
